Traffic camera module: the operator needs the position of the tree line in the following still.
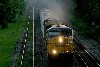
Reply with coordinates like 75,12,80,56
0,0,25,29
73,0,100,41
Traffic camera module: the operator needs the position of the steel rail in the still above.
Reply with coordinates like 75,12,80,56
73,37,100,67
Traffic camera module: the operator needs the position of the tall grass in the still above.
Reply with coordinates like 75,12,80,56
0,15,25,67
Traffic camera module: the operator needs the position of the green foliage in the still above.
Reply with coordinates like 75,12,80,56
71,16,87,32
0,0,25,28
0,15,25,67
14,15,33,67
1,21,7,29
73,0,100,41
22,17,33,67
74,0,100,25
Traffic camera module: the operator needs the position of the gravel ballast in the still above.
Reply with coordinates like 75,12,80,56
75,34,100,61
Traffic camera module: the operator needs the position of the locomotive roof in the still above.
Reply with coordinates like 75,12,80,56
51,25,67,28
48,27,72,32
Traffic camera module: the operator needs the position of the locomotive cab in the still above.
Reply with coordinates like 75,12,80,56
47,25,74,58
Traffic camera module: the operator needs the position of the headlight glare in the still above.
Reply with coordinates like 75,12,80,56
59,37,63,43
52,50,57,54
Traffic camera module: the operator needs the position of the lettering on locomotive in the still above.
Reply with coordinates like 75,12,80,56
55,42,67,47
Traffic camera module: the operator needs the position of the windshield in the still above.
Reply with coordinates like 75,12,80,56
60,30,72,36
48,32,60,39
48,28,72,39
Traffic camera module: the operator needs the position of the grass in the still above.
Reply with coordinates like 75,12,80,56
21,17,33,67
0,15,25,67
14,16,33,67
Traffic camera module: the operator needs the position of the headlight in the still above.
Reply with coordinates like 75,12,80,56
59,37,63,43
52,50,57,54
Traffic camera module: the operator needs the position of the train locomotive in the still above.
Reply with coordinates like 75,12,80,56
40,9,74,58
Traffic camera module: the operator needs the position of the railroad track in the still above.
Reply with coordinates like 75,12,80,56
47,53,73,67
73,37,100,67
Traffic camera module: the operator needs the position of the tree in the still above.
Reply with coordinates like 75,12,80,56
0,0,25,29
